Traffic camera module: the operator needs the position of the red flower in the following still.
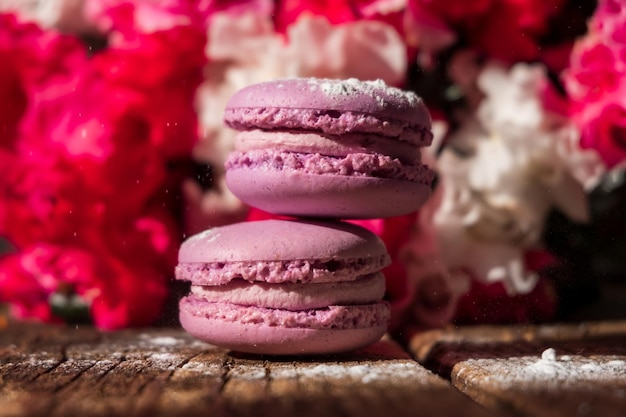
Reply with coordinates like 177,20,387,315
454,250,559,324
0,153,99,249
405,0,566,64
0,5,204,329
274,0,406,37
0,13,85,150
454,278,557,324
0,237,171,330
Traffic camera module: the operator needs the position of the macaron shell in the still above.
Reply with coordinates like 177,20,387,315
179,297,389,355
224,78,431,128
178,219,388,264
180,313,387,355
225,168,431,218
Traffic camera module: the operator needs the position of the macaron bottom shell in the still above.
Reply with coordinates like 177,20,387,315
179,297,390,355
225,168,432,218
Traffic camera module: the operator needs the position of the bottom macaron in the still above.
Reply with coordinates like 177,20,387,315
179,296,390,355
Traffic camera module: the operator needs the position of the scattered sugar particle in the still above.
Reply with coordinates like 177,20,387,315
148,336,184,346
149,353,181,371
181,361,223,376
269,366,298,379
25,358,57,367
229,366,266,380
193,229,221,243
541,348,557,361
190,339,214,349
151,352,178,361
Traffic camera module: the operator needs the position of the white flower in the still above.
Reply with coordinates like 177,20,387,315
0,0,93,33
428,63,592,295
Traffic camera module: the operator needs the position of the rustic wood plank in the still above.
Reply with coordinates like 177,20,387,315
452,352,626,417
0,323,500,417
409,321,626,417
409,320,626,364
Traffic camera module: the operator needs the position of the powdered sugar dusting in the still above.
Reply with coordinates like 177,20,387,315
307,78,419,107
181,361,223,375
294,361,432,385
456,350,626,392
144,336,185,346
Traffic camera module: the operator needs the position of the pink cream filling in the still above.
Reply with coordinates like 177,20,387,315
175,254,391,285
225,150,434,185
190,272,386,310
224,107,433,146
180,295,390,330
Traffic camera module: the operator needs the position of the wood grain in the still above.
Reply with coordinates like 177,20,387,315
0,324,497,417
409,321,626,417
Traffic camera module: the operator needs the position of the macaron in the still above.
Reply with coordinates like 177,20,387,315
176,219,391,355
223,77,434,219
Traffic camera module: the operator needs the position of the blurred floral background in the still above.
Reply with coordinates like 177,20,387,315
0,0,624,335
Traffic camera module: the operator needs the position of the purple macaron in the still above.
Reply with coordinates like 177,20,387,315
224,78,435,219
176,219,391,355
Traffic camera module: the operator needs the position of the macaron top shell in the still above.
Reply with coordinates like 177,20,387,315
224,78,432,142
178,219,388,264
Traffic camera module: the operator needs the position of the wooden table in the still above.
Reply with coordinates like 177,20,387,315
1,321,626,417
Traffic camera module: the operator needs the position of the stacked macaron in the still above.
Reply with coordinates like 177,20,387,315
176,78,434,355
224,77,434,218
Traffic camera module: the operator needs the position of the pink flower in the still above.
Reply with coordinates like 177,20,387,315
564,0,626,168
579,102,626,168
588,0,625,42
565,39,620,103
85,0,205,34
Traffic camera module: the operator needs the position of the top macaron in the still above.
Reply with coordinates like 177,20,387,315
224,78,433,145
224,78,434,219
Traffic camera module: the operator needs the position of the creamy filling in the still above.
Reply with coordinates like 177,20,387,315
225,150,434,184
175,254,392,285
234,130,422,164
224,107,433,146
181,295,391,330
190,272,385,310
